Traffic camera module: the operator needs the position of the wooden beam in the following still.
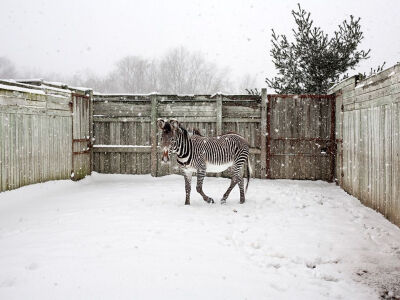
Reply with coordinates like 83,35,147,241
216,95,223,177
150,94,158,177
89,90,94,175
260,88,267,178
93,146,152,153
216,95,222,136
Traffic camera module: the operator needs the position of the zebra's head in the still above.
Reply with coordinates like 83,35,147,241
157,119,180,163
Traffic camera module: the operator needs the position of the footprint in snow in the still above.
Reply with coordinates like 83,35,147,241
26,263,39,271
0,278,16,288
319,274,339,282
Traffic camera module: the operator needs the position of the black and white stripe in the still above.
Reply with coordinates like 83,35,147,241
158,119,252,205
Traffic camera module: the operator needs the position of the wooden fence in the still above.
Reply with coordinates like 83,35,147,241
0,80,92,192
92,91,335,180
2,63,400,227
329,63,400,226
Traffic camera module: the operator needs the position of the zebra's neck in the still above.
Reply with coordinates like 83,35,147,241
175,127,192,164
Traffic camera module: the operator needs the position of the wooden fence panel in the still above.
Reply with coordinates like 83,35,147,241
93,97,153,175
267,95,334,181
71,93,92,180
0,82,73,192
329,63,400,226
92,94,265,178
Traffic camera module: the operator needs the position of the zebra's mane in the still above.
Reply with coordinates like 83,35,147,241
179,125,203,137
192,128,202,136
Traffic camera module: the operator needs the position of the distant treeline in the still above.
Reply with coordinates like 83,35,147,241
0,47,258,94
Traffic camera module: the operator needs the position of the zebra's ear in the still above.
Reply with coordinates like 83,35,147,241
157,119,165,129
169,119,179,130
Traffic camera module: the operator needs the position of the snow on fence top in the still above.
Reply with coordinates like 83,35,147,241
93,92,262,102
328,62,400,94
0,80,46,96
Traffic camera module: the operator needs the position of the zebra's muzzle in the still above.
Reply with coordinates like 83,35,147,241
162,148,170,163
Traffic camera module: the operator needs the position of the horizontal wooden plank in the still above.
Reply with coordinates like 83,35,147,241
344,95,400,111
223,118,260,123
223,105,260,116
93,116,151,122
328,76,357,94
159,110,216,118
0,96,47,108
94,102,151,116
355,85,391,103
354,67,398,96
93,145,152,153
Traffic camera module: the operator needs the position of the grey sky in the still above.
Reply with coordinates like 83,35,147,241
1,0,399,88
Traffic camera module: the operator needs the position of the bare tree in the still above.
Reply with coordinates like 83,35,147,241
159,47,231,94
9,47,233,94
238,73,258,93
112,56,153,93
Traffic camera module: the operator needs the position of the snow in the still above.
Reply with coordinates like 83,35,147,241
0,173,400,300
93,92,159,97
0,83,45,95
355,83,365,89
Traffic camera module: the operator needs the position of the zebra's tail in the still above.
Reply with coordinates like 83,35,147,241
246,156,252,193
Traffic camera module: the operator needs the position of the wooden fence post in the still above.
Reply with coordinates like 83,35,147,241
216,94,223,136
150,94,158,177
260,88,267,178
216,94,223,177
89,89,94,174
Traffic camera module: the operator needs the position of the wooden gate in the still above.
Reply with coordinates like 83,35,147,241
71,92,92,180
266,94,336,181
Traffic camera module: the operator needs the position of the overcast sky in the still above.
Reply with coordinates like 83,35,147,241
1,0,399,88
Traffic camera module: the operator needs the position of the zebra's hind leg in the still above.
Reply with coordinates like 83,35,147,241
196,168,214,204
238,175,245,204
183,170,192,205
221,177,239,204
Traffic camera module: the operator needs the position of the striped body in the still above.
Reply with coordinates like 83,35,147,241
176,133,249,174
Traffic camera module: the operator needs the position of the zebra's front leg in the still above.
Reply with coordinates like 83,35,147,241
183,171,192,205
196,168,214,204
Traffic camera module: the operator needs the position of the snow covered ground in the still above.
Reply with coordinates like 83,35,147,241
0,173,400,300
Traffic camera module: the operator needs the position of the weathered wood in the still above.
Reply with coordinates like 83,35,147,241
150,95,158,177
69,91,92,180
267,95,332,180
216,95,222,136
332,63,400,226
260,88,267,178
92,91,335,182
0,90,73,192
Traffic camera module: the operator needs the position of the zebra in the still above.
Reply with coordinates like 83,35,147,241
157,119,252,205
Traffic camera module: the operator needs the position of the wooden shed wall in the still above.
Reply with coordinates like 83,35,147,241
0,82,72,192
329,63,400,226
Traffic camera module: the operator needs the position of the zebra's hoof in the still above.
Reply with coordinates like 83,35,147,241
221,200,226,205
206,197,214,204
240,199,245,204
